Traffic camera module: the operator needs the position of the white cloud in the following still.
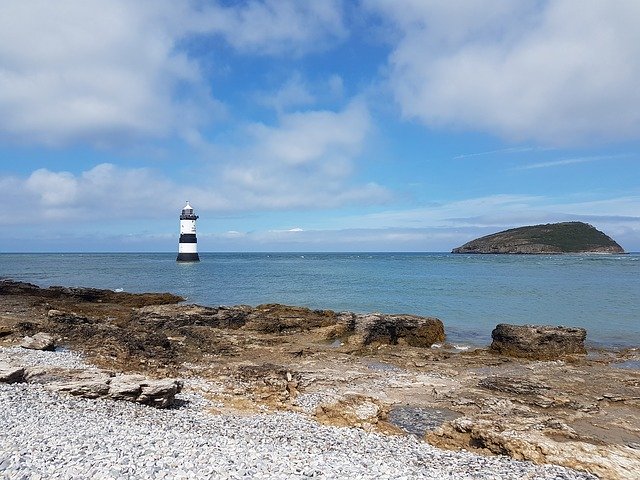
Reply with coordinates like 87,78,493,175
0,102,385,224
0,163,213,224
256,73,316,112
0,0,347,146
517,154,632,170
221,100,389,209
368,0,640,145
190,0,347,55
0,0,207,145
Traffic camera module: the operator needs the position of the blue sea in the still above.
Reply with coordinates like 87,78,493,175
1,252,638,349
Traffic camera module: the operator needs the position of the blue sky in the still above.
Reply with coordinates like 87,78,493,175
1,0,639,252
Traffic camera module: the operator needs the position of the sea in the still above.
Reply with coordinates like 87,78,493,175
1,252,638,350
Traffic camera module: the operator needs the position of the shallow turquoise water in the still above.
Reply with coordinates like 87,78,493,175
1,252,638,348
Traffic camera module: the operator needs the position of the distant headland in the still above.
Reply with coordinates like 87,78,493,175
452,221,624,254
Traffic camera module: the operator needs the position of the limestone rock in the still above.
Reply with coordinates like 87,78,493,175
33,368,182,408
0,362,25,383
107,374,145,402
136,378,184,408
135,303,445,349
428,416,640,480
490,324,586,360
20,332,56,351
479,376,551,396
315,395,386,431
50,376,112,398
135,304,250,329
244,304,337,334
349,314,445,348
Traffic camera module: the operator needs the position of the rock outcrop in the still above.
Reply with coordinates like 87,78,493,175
452,222,624,254
0,279,183,307
135,303,445,349
346,313,445,347
429,413,640,480
490,324,587,360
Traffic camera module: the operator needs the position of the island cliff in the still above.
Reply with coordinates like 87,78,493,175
452,221,624,254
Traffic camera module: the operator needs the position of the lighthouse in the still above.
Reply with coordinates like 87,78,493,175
176,201,200,262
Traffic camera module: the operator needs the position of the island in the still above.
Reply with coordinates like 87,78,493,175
452,221,624,254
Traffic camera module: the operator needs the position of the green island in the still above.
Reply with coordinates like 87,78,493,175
452,221,624,254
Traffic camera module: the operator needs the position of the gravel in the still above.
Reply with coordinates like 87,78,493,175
0,349,596,480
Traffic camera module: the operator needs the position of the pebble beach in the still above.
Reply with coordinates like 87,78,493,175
0,349,597,480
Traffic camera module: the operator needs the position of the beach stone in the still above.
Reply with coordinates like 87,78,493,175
107,374,145,402
20,333,55,351
135,378,183,408
0,362,25,383
46,370,113,398
490,324,586,360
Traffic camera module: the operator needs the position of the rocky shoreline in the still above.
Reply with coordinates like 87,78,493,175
1,279,639,479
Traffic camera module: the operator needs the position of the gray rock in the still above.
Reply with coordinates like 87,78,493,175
49,377,111,398
20,333,55,351
136,378,183,408
490,324,587,359
0,362,25,383
107,374,144,402
45,372,183,408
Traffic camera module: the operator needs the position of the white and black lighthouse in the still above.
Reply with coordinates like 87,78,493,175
177,201,200,262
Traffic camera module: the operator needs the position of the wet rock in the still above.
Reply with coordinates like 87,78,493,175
20,332,55,351
388,405,459,437
0,362,25,383
0,279,183,307
490,324,586,360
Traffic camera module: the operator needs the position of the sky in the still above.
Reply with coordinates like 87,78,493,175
0,0,639,252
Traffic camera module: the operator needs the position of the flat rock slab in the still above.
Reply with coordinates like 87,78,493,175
46,372,184,408
0,362,25,383
490,324,586,360
0,362,183,408
20,332,55,351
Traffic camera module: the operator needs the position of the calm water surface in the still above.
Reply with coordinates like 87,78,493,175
1,252,638,348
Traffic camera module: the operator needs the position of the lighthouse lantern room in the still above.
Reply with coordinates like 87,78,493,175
176,201,200,262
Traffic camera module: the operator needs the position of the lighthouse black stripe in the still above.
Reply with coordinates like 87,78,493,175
177,253,200,262
179,234,197,243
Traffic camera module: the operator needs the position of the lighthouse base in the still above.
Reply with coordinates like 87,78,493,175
176,253,200,262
